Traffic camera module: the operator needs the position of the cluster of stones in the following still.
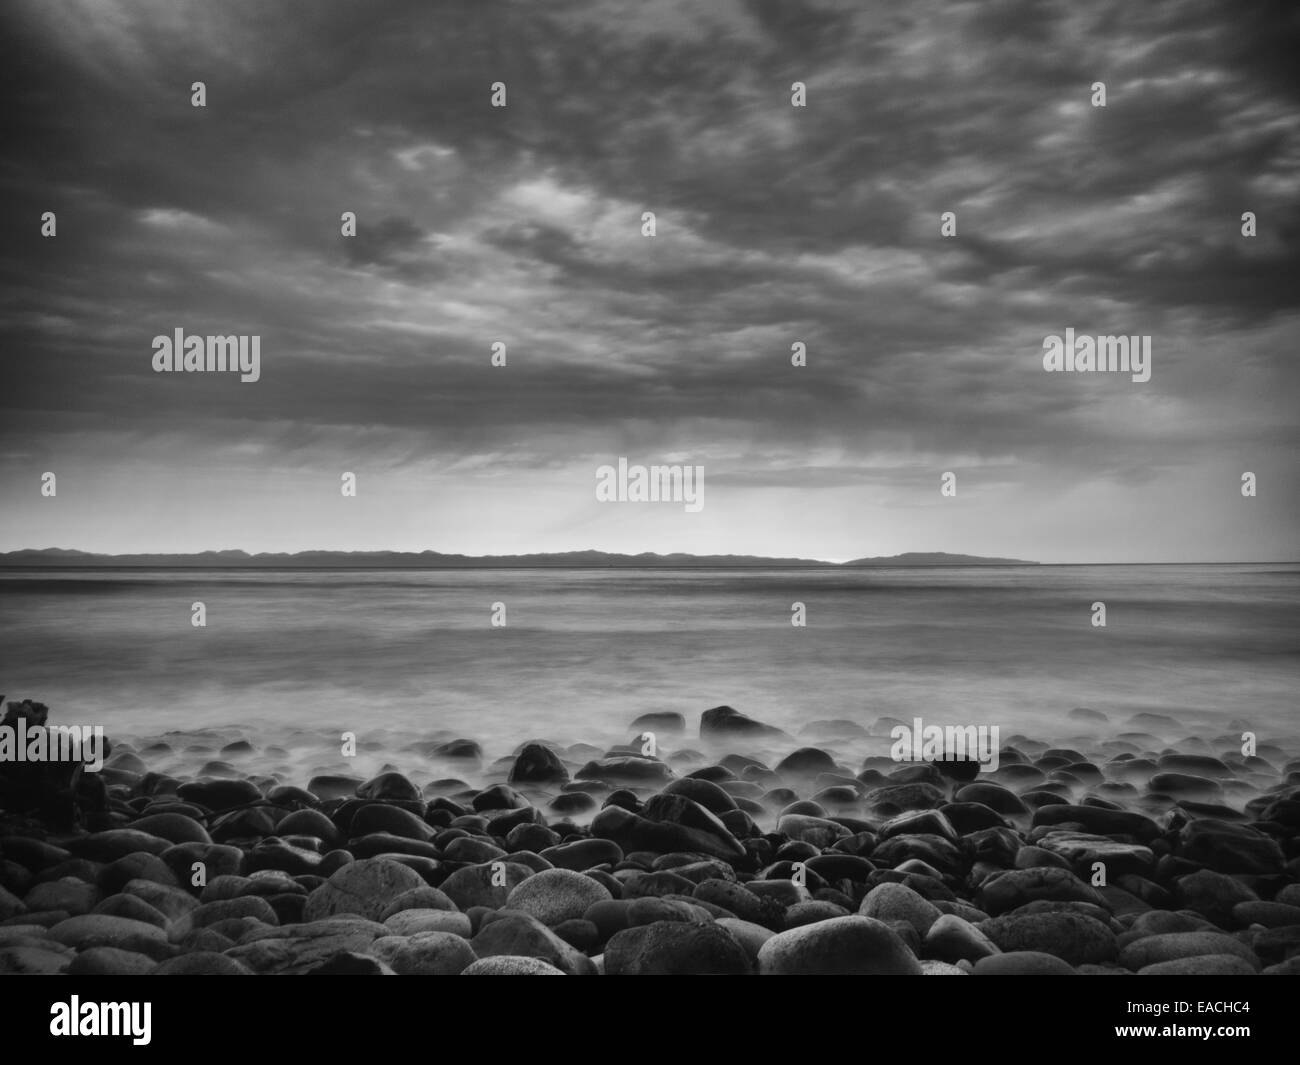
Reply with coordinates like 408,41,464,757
1,702,1298,974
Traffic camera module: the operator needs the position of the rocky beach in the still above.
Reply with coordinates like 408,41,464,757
1,696,1298,976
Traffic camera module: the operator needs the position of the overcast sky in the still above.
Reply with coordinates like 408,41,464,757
1,0,1297,562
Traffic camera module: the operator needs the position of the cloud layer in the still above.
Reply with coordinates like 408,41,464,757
2,0,1297,560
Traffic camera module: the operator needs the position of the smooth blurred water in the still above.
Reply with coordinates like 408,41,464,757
2,565,1297,768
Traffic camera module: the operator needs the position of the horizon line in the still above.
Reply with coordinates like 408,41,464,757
1,546,1296,568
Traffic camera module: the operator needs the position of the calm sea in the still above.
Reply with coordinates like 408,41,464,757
1,565,1297,778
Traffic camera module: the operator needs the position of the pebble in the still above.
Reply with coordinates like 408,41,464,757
6,705,1298,981
1118,931,1261,971
47,914,168,956
775,814,850,848
122,879,198,922
100,852,178,894
954,783,1029,815
439,861,534,910
65,829,171,862
0,944,74,974
273,808,341,846
24,878,100,916
348,803,435,841
356,772,421,802
191,896,279,929
917,959,966,975
859,883,943,936
973,950,1077,975
1231,900,1300,928
66,945,157,975
1178,819,1285,874
1138,954,1258,975
785,900,851,928
1031,804,1161,842
372,930,477,974
605,919,752,974
470,912,596,975
175,779,263,811
976,867,1109,916
977,911,1117,965
302,858,427,922
224,917,390,975
128,813,212,845
91,894,168,929
700,705,788,741
758,916,922,975
504,867,613,926
1173,869,1259,926
461,956,566,975
151,952,253,975
924,914,1001,963
508,743,570,785
307,951,394,975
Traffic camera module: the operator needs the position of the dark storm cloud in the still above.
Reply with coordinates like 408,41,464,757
0,0,1297,547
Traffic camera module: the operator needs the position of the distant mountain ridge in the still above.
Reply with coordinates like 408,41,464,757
0,548,1037,568
842,552,1034,566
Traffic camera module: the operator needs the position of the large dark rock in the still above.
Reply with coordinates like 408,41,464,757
629,712,686,734
0,699,110,828
699,706,788,742
355,772,420,802
508,744,569,786
575,757,674,786
1177,818,1285,875
775,748,838,776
